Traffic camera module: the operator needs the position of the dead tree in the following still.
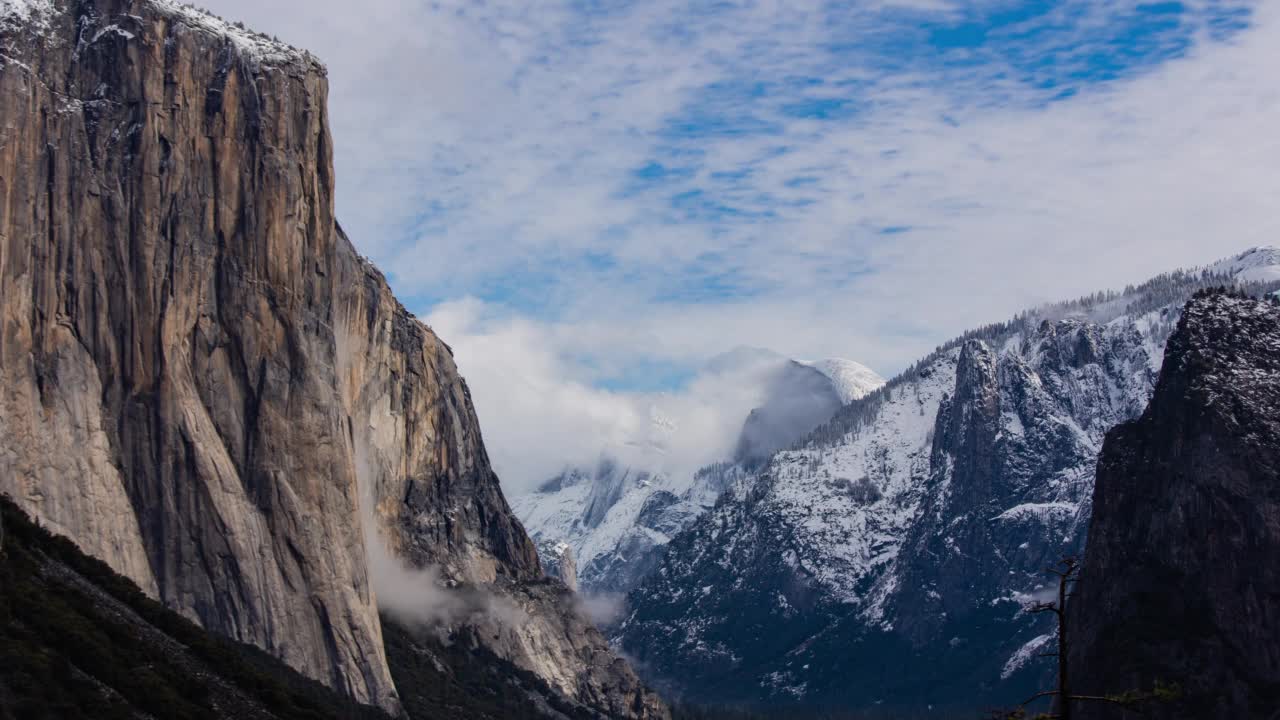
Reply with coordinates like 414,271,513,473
997,556,1176,720
1024,557,1079,719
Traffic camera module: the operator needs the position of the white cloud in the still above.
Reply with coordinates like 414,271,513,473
195,0,1280,493
425,298,642,490
426,300,810,492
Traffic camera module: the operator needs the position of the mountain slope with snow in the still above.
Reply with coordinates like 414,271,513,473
804,359,885,404
513,354,881,595
618,249,1280,712
1208,246,1280,283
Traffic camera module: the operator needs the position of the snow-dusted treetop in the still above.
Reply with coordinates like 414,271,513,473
0,0,54,31
0,0,50,18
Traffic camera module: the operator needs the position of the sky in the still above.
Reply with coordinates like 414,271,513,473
200,0,1280,491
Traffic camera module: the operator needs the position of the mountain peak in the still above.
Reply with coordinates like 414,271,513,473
803,358,886,403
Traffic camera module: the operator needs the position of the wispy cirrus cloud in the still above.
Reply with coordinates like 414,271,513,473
200,0,1279,489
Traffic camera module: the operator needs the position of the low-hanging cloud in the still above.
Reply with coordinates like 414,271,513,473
363,534,464,625
364,532,528,631
355,445,526,628
576,592,629,629
426,299,816,494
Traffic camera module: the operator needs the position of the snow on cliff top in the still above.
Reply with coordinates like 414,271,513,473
149,1,314,67
803,358,885,403
2,0,314,68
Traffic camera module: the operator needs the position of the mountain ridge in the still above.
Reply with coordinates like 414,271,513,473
618,249,1280,712
514,351,883,596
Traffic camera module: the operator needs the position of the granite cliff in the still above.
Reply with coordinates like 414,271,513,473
0,1,664,716
1068,290,1280,719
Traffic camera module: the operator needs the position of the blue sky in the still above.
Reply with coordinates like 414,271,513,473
206,0,1279,489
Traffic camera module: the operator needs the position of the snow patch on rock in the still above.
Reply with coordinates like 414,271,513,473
0,0,55,34
148,0,314,67
1002,632,1055,680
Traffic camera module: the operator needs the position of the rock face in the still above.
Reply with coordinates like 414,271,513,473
537,539,579,592
618,261,1280,712
0,0,397,708
1068,291,1280,719
733,361,843,465
0,2,664,717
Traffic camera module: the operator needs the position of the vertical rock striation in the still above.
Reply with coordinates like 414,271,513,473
1068,291,1280,719
0,0,398,708
0,1,665,717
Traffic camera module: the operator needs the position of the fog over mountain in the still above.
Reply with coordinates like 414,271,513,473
427,303,882,496
509,348,883,595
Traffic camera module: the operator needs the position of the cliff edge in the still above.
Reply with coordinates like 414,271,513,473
0,1,665,716
1068,290,1280,719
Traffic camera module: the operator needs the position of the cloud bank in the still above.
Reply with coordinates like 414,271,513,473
427,299,816,492
196,0,1280,493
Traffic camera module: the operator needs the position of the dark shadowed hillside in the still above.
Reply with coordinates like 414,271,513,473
0,495,390,720
1068,290,1280,719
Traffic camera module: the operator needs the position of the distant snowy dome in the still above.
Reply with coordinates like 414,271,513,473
803,358,885,404
1211,246,1280,284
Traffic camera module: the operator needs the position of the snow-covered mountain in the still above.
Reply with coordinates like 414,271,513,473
617,249,1280,713
803,358,885,404
512,352,884,595
1209,245,1280,283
